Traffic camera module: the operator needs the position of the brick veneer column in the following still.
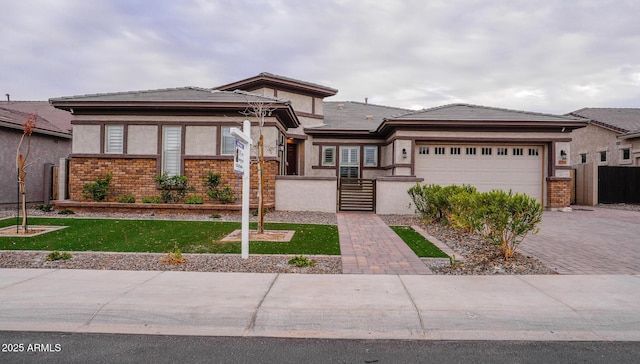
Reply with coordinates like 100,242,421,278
546,177,571,209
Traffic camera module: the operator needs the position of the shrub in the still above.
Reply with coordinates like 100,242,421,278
142,196,161,204
154,173,193,203
184,195,204,204
475,190,543,259
161,245,185,264
288,255,316,267
408,183,476,223
35,203,53,212
81,174,112,201
46,250,72,261
58,208,75,215
448,191,483,233
203,171,236,204
117,194,136,203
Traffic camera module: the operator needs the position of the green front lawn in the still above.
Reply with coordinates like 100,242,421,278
0,218,340,255
390,225,448,258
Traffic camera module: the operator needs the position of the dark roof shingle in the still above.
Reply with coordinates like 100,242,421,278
567,108,640,133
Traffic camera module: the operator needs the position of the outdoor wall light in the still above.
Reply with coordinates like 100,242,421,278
560,150,567,160
402,148,407,159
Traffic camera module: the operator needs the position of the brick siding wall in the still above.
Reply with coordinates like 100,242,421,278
547,178,571,209
70,157,278,205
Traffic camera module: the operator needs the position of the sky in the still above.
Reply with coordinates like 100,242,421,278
2,0,640,114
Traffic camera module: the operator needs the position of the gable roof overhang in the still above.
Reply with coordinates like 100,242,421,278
0,107,72,139
567,108,640,134
216,72,338,98
50,88,300,129
619,129,640,140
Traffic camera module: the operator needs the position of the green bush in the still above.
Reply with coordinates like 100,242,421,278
184,195,204,204
58,208,75,215
448,191,483,233
203,171,236,204
288,255,316,267
46,250,72,261
35,203,53,212
117,194,136,203
81,174,112,202
408,183,476,223
142,196,162,204
154,173,193,203
475,190,543,259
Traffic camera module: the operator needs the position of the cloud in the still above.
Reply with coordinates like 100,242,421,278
1,0,640,114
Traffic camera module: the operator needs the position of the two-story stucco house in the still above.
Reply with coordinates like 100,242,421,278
51,73,587,214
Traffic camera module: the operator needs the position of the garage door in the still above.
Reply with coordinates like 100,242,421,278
414,144,543,201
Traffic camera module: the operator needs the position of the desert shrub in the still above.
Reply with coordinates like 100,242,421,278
288,255,316,267
46,250,72,261
448,191,483,233
35,203,53,212
155,173,193,203
203,171,236,204
184,195,204,204
475,190,543,259
81,174,112,202
58,208,75,215
408,183,476,223
142,196,162,204
117,194,136,203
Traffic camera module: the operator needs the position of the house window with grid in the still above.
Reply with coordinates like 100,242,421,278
434,147,445,155
513,148,524,156
105,125,124,154
481,147,492,155
321,146,336,166
363,146,378,167
528,148,539,156
450,147,461,155
418,146,429,155
497,147,508,156
466,147,476,155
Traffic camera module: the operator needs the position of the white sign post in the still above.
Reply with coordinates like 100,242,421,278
230,120,252,259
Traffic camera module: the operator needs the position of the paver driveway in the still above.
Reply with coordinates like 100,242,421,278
519,207,640,274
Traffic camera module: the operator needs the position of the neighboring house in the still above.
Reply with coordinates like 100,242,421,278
567,108,640,205
50,73,586,214
0,101,72,207
568,108,640,167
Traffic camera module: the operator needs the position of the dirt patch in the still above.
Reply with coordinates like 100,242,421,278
220,229,295,242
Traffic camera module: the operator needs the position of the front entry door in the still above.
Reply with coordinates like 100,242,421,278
340,146,360,178
286,143,298,175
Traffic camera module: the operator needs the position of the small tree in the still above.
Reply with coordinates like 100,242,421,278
239,92,279,234
15,113,37,232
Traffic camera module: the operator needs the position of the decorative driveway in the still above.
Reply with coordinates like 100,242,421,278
520,207,640,274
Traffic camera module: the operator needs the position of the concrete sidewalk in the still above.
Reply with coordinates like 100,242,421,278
2,269,639,341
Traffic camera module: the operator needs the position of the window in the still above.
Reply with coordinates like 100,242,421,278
497,147,508,156
466,147,476,155
162,126,181,175
481,147,492,155
599,151,607,163
363,146,378,167
418,146,429,155
450,147,461,155
339,146,359,178
528,148,539,156
221,126,235,155
434,147,445,155
321,146,336,166
105,125,124,153
622,148,631,161
513,148,524,156
580,153,587,163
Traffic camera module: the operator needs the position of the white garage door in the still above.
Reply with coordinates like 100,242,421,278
414,144,543,201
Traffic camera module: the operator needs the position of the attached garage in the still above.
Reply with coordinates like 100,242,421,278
414,144,544,201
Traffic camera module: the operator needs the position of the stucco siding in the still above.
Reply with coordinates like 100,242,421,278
570,124,619,165
185,125,216,156
128,125,158,155
278,90,313,114
72,124,100,154
275,176,337,212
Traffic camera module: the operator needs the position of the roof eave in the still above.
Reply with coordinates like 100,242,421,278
376,119,589,135
217,75,338,98
0,121,71,138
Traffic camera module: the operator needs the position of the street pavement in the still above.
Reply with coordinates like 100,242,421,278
1,269,639,341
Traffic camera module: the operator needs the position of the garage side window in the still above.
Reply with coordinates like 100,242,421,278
418,146,429,155
321,146,336,166
434,147,445,155
528,148,539,156
513,148,524,156
497,148,508,156
450,147,461,155
105,125,124,154
481,147,492,155
465,147,476,155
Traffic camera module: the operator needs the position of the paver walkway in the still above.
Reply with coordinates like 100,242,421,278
337,212,432,275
